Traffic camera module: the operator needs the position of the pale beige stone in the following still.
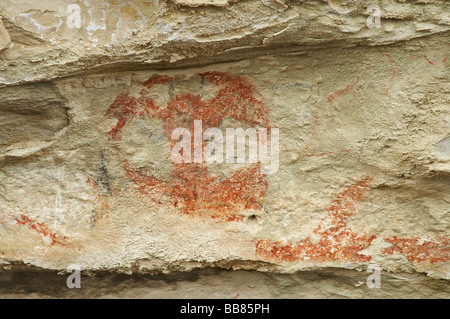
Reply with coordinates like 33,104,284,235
0,0,448,298
171,0,238,7
0,17,11,51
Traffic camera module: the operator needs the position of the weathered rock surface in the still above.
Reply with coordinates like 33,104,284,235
0,0,449,297
0,17,10,51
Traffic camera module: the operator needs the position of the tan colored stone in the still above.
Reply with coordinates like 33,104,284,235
0,17,11,51
171,0,238,7
0,0,448,298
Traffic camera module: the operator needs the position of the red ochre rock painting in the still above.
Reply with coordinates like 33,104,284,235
256,176,376,263
106,72,270,222
15,214,70,247
383,236,449,264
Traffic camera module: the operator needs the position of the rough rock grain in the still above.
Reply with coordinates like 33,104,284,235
0,0,449,298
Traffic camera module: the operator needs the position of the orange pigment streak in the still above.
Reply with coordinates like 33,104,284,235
423,55,435,65
124,162,268,222
382,236,449,264
15,214,70,247
381,53,401,95
327,75,362,103
256,176,375,262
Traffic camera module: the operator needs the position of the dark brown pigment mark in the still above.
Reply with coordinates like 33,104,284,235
15,214,70,247
382,236,449,264
106,72,270,222
86,152,113,227
87,175,110,226
256,176,375,262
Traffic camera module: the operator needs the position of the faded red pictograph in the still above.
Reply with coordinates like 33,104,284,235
256,176,376,262
15,214,71,247
382,236,449,264
106,72,270,221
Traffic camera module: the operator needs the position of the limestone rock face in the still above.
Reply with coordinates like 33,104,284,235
0,17,10,51
0,0,449,296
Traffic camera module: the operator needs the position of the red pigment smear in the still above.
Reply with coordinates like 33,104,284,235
15,214,69,247
381,53,401,95
124,162,267,222
106,72,270,222
107,72,269,141
423,55,435,65
382,236,449,264
256,176,375,262
142,75,173,89
327,74,362,103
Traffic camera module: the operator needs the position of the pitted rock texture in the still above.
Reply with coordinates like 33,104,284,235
0,0,449,297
